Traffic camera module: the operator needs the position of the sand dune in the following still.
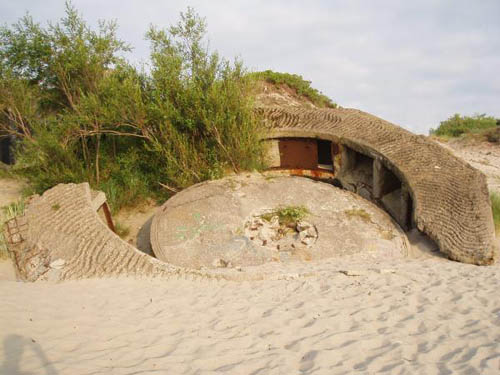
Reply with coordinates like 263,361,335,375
1,256,499,374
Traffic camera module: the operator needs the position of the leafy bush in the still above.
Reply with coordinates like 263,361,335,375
430,114,497,138
145,9,266,188
0,4,266,212
486,128,500,144
248,70,336,108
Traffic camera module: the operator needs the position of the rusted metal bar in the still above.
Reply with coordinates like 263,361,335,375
101,202,116,233
267,168,335,179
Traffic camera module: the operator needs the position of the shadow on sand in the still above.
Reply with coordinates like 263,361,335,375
0,334,58,375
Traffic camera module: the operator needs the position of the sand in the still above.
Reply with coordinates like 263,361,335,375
0,178,25,208
436,138,500,194
1,167,500,374
1,255,500,374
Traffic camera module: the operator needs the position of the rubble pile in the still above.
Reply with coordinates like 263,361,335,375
244,212,318,262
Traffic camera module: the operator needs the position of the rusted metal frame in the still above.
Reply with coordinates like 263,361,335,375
5,217,24,244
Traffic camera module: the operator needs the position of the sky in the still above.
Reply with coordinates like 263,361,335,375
2,0,499,134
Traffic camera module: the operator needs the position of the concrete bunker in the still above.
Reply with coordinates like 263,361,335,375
2,106,497,284
150,174,409,269
258,106,496,265
338,144,415,231
264,137,415,231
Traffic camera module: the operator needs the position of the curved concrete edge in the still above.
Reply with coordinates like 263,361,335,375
150,172,413,267
3,182,321,282
3,183,222,282
258,108,497,266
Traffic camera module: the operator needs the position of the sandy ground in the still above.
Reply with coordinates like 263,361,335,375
0,177,25,208
1,140,500,375
1,257,500,374
436,138,500,194
114,200,158,257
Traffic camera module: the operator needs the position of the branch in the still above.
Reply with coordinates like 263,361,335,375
158,182,179,193
210,123,239,173
78,129,150,139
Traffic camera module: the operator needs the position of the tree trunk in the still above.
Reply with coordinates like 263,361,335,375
95,135,101,185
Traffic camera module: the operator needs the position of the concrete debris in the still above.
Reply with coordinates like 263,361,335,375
245,211,318,255
296,221,312,232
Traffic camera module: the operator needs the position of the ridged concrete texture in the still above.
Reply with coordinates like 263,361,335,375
4,183,212,281
258,106,497,265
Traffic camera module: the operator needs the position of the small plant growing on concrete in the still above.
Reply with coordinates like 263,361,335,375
260,205,310,227
345,208,371,223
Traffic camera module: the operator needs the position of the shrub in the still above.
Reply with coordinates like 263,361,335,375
248,70,337,108
145,8,266,188
430,114,497,138
0,4,266,212
486,128,500,144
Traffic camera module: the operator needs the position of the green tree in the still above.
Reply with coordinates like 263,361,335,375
0,4,266,211
145,7,265,187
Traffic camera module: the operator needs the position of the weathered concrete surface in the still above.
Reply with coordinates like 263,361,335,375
5,181,409,282
151,174,409,269
258,106,497,265
2,183,209,282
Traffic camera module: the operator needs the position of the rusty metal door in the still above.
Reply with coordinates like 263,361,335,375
278,138,318,169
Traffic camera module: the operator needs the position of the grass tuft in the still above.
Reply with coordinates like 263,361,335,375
491,192,500,233
345,208,371,223
248,70,337,108
260,205,310,227
115,221,130,239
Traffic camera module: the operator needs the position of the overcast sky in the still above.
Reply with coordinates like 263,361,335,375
2,0,499,134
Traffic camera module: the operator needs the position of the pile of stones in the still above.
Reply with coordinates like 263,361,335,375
244,213,318,255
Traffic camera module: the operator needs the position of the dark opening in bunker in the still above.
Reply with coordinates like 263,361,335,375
0,136,14,165
373,159,414,231
266,138,418,232
339,146,374,194
338,146,415,231
317,140,333,170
